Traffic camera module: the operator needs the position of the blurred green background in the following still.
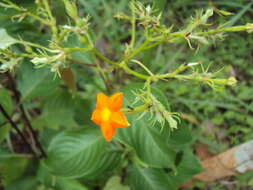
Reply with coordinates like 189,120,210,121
1,0,253,189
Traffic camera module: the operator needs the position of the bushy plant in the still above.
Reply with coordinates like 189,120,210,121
0,0,252,189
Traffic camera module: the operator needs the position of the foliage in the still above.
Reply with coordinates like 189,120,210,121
0,0,252,189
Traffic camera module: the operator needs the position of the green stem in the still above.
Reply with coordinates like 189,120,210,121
43,0,58,40
121,103,151,115
91,47,150,80
64,47,92,53
27,12,50,25
130,0,136,48
0,154,33,159
197,25,251,36
0,0,50,25
121,40,150,63
120,63,149,80
18,41,54,52
156,64,189,79
43,0,55,24
132,60,154,76
92,48,118,66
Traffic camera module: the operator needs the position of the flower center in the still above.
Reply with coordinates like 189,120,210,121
101,108,111,122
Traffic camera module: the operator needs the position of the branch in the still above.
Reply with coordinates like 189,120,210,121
6,73,47,158
0,103,36,156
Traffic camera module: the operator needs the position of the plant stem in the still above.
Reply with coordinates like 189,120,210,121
197,25,252,36
132,60,154,76
64,47,92,53
92,45,151,83
130,0,136,48
156,63,190,79
0,0,50,25
0,104,36,157
19,104,47,158
121,40,150,63
19,41,54,52
43,0,54,21
27,12,51,26
92,48,118,66
6,73,47,158
43,0,58,40
121,103,151,114
95,59,112,94
119,63,149,80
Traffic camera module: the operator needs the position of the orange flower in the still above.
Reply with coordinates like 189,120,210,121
91,92,130,141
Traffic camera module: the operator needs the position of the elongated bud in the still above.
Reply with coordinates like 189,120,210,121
62,0,78,20
211,77,237,87
31,57,49,65
246,23,253,33
200,8,213,24
227,77,237,86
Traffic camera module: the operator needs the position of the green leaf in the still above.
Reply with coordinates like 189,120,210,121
117,115,175,169
43,128,107,179
167,121,192,149
17,63,60,102
0,28,17,49
5,177,38,190
33,109,77,130
129,166,176,190
153,0,167,13
57,179,89,190
39,128,59,149
37,163,89,190
168,149,202,185
66,35,93,64
0,152,29,186
0,88,12,142
33,89,78,130
0,88,13,122
103,176,130,190
86,150,122,180
0,124,10,143
225,1,253,27
236,171,253,185
37,163,56,187
116,83,175,169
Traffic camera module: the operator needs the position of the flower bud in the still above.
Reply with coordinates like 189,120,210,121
63,0,78,20
227,77,237,86
31,57,49,65
246,23,253,33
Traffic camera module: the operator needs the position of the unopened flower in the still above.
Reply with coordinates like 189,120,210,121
91,93,130,141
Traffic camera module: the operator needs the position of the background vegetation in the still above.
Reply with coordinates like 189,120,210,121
0,0,253,189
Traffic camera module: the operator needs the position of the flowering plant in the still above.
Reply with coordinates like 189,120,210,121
0,0,252,189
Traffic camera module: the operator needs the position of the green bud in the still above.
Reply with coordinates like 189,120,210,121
25,45,33,53
200,8,213,24
190,35,209,45
62,0,78,20
246,23,253,33
227,77,237,86
0,58,22,72
31,57,49,65
216,9,234,16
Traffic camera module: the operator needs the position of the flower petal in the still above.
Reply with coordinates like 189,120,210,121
101,122,115,141
110,111,130,128
91,109,102,125
109,92,123,111
96,93,109,109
